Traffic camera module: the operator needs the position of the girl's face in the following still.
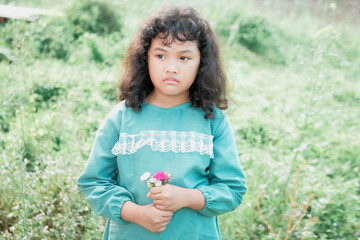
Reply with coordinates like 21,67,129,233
147,36,201,106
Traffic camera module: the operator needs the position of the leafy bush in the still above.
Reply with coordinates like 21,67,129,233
87,36,105,63
333,90,360,105
64,31,127,66
65,0,122,39
0,150,104,239
0,113,10,133
0,16,72,60
217,12,292,64
99,80,118,102
236,123,275,147
237,16,284,61
0,45,15,63
31,83,65,111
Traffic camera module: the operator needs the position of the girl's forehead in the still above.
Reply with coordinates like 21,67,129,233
150,36,199,50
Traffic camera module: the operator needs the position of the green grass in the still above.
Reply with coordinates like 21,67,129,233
1,0,359,239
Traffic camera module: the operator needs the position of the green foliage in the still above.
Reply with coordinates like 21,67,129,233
333,90,360,105
0,113,10,133
65,32,126,66
87,37,105,63
0,45,15,63
236,123,275,147
0,2,126,64
0,59,111,239
65,0,122,39
217,11,292,64
0,16,72,60
0,149,104,239
236,16,286,63
31,84,65,111
100,80,118,102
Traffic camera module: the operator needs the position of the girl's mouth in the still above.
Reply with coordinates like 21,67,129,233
163,78,179,84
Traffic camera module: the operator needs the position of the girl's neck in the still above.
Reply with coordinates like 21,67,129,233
145,92,190,108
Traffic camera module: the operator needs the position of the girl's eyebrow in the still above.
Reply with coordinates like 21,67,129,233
153,47,194,54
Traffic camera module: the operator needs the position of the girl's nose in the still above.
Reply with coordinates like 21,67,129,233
165,60,178,74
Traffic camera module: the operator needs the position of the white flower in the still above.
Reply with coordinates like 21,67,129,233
154,180,162,187
140,172,151,181
149,178,162,187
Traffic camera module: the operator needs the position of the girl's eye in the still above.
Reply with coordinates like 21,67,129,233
180,56,190,61
156,54,165,59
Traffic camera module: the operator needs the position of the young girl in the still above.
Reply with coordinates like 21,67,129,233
78,5,247,239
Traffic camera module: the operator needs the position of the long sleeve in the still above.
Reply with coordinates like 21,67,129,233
77,107,135,223
196,115,247,217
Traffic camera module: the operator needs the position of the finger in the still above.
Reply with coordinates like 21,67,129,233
146,192,151,198
154,204,174,214
157,207,174,217
157,226,167,233
160,217,171,225
150,194,162,201
153,199,163,205
162,213,173,220
163,210,174,217
162,219,171,225
154,204,170,212
150,186,163,194
153,202,165,209
154,219,170,232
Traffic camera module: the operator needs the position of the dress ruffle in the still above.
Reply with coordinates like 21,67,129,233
111,130,214,158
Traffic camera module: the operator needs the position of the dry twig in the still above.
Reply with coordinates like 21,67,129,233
256,191,282,240
287,193,316,234
257,161,317,240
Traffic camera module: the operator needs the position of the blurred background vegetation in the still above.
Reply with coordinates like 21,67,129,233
0,0,359,239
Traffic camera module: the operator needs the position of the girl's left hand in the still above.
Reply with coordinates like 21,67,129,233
147,184,187,212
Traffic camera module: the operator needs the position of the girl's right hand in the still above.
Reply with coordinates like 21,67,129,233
138,203,173,233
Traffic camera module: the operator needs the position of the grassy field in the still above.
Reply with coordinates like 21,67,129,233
0,0,359,239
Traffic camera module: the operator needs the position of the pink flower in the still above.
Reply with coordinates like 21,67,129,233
153,171,166,181
141,171,172,188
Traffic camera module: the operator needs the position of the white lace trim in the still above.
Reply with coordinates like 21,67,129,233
111,131,214,158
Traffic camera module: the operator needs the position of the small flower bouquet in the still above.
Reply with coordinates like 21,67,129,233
140,171,172,188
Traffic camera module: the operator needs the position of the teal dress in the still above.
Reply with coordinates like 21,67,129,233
77,101,247,240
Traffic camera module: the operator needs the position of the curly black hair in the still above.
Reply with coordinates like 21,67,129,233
119,5,228,119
